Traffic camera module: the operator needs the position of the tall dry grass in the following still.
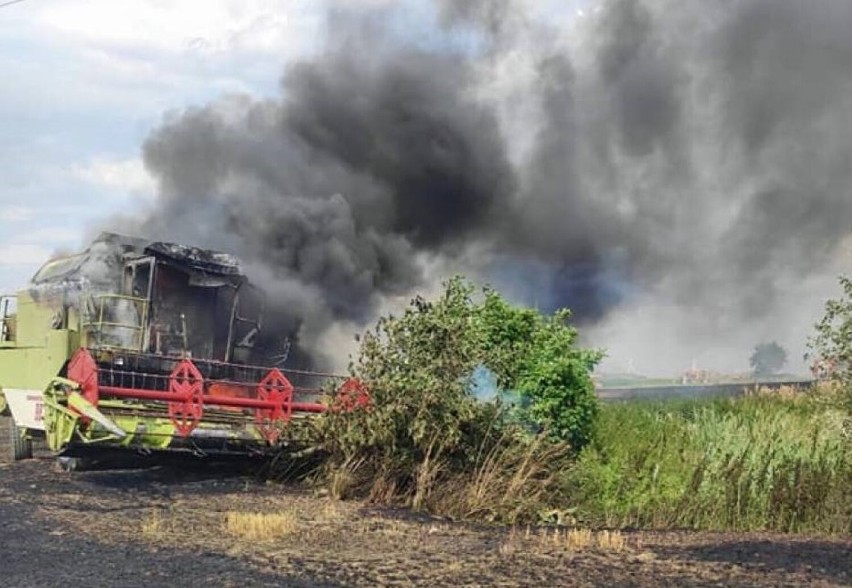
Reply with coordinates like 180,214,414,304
224,511,299,541
307,429,574,525
434,433,570,523
499,526,628,555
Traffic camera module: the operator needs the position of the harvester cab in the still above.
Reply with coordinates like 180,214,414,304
0,233,367,465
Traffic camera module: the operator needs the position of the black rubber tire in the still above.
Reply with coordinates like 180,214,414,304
13,422,32,460
0,415,33,462
0,416,11,463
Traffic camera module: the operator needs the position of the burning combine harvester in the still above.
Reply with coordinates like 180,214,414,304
0,233,368,465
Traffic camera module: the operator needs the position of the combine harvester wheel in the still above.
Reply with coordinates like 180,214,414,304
0,414,32,463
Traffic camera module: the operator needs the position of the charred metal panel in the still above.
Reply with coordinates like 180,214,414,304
144,241,241,277
26,232,261,363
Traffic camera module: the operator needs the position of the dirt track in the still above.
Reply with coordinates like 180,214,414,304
0,457,849,588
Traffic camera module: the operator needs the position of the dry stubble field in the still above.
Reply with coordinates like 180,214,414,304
0,456,849,588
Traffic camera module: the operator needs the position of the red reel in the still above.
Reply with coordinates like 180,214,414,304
168,359,204,437
333,378,371,413
255,368,293,443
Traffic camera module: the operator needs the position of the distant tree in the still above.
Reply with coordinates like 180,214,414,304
750,342,788,378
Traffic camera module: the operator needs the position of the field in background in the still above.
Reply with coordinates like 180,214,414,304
597,381,814,402
596,373,808,389
596,376,814,401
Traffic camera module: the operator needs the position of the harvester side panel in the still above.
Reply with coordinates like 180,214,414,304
0,292,80,431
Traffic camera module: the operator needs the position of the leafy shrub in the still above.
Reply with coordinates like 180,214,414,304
292,277,601,520
475,292,603,448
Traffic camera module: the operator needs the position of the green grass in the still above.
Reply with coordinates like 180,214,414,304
564,387,851,533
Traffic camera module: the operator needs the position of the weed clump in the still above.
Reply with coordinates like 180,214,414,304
224,511,299,541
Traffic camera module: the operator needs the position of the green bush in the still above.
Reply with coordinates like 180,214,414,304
475,292,602,448
294,277,601,519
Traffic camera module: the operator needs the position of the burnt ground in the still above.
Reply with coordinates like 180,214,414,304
0,456,850,588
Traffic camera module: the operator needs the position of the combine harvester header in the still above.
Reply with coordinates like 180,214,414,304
0,233,368,465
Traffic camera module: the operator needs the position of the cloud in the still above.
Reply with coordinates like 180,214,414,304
18,227,81,245
0,244,51,266
36,0,321,56
0,206,34,223
71,157,156,199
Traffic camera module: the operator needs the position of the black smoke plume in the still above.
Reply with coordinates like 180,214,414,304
133,0,852,373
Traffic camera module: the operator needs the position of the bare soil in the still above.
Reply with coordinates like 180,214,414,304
0,456,849,588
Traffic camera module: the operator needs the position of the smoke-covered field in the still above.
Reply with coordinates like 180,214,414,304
120,0,852,374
